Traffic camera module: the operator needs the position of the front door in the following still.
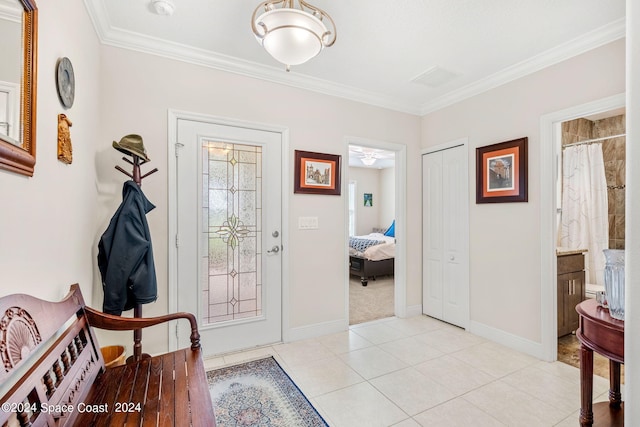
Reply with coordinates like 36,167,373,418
174,117,283,356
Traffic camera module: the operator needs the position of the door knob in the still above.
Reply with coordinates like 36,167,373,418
267,245,280,254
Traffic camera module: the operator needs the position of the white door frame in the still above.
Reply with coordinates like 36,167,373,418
539,93,625,361
167,109,290,351
344,136,408,320
422,138,470,329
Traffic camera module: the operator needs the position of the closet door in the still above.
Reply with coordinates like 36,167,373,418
422,143,469,328
423,152,444,318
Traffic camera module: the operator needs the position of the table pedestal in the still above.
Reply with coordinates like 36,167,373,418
576,299,624,427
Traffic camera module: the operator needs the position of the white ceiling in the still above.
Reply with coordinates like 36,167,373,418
84,0,625,115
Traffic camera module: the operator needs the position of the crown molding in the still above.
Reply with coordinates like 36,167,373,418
419,18,626,115
0,3,22,23
83,0,421,115
83,0,624,117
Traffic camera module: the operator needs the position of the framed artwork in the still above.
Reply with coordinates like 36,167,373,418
476,137,528,203
364,193,372,206
294,150,341,195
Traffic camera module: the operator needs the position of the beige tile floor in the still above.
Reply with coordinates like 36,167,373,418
203,315,618,427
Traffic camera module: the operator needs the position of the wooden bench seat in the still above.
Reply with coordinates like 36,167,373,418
0,284,215,427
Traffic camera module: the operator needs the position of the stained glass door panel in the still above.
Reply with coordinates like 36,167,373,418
176,118,282,355
201,141,263,325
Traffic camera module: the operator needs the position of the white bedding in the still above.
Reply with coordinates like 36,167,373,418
349,233,395,261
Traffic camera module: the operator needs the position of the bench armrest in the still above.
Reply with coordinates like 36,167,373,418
84,306,201,350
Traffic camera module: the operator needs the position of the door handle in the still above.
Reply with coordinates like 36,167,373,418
267,245,280,254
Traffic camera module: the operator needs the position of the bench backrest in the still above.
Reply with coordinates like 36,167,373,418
0,284,105,426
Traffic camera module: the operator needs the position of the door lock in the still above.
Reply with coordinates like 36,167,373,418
267,245,280,254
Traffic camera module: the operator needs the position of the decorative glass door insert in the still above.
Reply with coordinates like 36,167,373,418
201,140,263,326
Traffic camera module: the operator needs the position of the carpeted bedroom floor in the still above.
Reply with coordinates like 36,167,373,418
349,275,394,325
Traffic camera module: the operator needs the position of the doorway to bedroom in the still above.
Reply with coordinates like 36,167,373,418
347,143,397,325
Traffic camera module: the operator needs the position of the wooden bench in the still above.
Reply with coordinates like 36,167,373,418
0,284,215,426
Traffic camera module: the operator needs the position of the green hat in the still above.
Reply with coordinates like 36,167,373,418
112,134,150,162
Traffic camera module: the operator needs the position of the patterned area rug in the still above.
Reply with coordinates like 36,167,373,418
207,357,328,427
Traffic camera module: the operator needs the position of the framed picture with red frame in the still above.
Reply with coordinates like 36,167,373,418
476,137,528,203
294,150,341,195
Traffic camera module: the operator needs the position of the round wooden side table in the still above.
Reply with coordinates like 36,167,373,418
575,299,624,426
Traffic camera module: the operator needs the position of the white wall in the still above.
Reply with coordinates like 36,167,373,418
626,0,639,420
0,0,101,304
96,46,422,353
349,167,381,235
379,167,395,229
421,40,625,345
348,166,395,235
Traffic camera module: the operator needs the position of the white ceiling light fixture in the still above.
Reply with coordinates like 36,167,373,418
251,0,336,72
151,0,175,16
360,154,377,166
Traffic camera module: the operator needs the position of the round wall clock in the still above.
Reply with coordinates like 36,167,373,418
56,57,75,108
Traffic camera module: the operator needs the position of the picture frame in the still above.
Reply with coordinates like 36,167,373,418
294,150,341,195
364,193,372,207
476,137,528,203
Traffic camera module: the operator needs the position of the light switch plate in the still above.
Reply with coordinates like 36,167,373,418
299,216,319,229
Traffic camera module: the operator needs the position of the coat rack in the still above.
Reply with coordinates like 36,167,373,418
115,155,158,363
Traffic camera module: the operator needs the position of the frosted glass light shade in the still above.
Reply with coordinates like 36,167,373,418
361,157,376,166
254,9,329,66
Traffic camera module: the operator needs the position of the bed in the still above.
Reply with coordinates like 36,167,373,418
349,231,395,286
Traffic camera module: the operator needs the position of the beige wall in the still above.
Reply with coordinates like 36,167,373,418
349,167,382,235
0,1,421,356
96,46,422,351
0,0,632,368
625,0,639,417
379,167,395,229
0,0,101,303
421,39,625,344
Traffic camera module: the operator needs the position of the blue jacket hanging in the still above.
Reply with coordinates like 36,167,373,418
98,180,157,315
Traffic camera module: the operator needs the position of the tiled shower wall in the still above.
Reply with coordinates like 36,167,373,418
561,114,626,249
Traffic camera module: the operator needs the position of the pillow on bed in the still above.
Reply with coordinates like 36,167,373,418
349,237,384,252
384,220,395,237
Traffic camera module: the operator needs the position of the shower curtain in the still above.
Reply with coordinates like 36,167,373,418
558,143,609,286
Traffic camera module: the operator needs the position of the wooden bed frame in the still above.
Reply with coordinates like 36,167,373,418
349,255,394,286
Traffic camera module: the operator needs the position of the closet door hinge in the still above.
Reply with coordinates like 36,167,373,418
175,233,180,248
175,142,184,157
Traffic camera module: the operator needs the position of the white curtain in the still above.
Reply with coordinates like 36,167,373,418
558,143,609,285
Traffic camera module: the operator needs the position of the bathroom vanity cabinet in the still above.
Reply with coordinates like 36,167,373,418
557,251,586,337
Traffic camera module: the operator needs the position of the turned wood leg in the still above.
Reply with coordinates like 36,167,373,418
609,360,622,409
579,344,594,426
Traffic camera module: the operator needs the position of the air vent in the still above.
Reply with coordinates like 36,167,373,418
411,66,459,88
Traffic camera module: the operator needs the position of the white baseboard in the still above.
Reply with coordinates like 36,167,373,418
284,318,347,343
283,304,424,343
468,320,547,360
403,304,423,318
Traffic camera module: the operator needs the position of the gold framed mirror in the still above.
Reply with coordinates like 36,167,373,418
0,0,37,177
